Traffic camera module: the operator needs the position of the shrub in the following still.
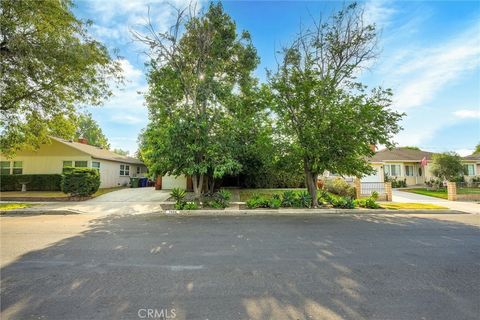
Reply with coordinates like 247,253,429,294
182,202,198,210
355,197,380,209
268,198,282,209
281,190,296,207
0,174,62,191
331,196,356,209
61,168,100,197
371,191,379,200
246,195,277,209
295,191,312,208
170,188,186,202
324,178,355,198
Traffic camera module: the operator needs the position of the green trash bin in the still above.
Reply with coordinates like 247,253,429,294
130,177,139,188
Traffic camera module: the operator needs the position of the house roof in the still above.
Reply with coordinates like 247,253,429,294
463,153,480,161
369,147,435,162
51,137,144,165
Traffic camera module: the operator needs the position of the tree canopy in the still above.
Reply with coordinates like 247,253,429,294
431,152,464,181
74,113,110,149
0,0,121,157
268,3,404,206
136,2,259,197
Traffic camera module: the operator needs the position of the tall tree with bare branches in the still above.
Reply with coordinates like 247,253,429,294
135,2,259,197
269,3,404,207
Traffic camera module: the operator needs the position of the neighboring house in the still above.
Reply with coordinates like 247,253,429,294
462,153,479,181
0,137,147,188
362,147,436,186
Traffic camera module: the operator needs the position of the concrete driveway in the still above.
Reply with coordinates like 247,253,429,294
393,189,480,214
22,187,171,216
1,213,479,320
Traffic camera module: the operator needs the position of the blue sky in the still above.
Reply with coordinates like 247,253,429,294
73,0,480,155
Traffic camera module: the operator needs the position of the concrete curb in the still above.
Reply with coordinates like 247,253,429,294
2,208,465,217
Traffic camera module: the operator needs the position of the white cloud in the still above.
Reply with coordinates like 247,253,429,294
453,109,480,119
384,23,480,110
111,114,145,125
363,0,397,29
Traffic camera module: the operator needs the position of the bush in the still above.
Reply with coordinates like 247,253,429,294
331,196,356,209
182,202,199,210
246,194,282,209
202,189,232,209
295,191,312,208
170,188,186,202
0,174,62,191
355,197,380,209
61,168,100,197
324,178,355,198
281,190,296,207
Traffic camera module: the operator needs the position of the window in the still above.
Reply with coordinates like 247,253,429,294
63,161,73,173
75,161,88,168
463,164,475,176
384,164,401,176
92,161,100,171
136,166,140,174
120,164,130,176
1,161,10,175
405,165,414,177
12,161,23,174
418,167,423,177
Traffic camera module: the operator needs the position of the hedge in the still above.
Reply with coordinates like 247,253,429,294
61,168,100,197
0,174,62,191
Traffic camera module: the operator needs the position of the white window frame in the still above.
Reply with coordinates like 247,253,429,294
1,161,11,175
385,164,401,177
405,165,414,177
136,166,140,174
12,161,23,174
92,161,100,171
120,164,130,176
463,164,475,176
74,161,88,168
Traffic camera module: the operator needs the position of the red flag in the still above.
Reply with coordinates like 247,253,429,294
420,157,427,167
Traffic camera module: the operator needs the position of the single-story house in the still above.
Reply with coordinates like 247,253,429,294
360,147,479,186
462,153,479,181
0,137,147,188
361,147,435,186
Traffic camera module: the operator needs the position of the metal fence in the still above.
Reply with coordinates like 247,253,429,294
456,181,480,195
360,182,385,196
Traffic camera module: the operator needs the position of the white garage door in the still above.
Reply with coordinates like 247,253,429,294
162,175,187,189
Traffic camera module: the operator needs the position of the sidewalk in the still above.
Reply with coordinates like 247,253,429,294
393,190,480,214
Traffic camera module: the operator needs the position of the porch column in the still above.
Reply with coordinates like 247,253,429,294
447,182,457,201
384,181,392,202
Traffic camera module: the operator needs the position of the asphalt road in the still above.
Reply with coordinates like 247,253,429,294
1,213,479,320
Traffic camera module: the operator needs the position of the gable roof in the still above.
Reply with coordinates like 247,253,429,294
369,147,435,162
463,153,480,161
51,137,144,165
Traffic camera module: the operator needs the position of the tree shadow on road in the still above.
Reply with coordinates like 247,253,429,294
1,213,479,320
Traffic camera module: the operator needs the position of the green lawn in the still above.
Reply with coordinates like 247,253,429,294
457,187,480,195
380,202,448,210
0,203,38,211
403,188,448,199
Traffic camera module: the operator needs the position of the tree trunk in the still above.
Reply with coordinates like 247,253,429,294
208,178,215,194
192,174,204,199
304,160,319,207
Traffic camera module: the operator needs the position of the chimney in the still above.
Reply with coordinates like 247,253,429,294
78,138,88,144
369,144,377,152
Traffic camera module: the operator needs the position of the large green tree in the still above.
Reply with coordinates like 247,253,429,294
74,113,110,149
0,0,121,156
431,152,464,181
136,2,259,197
474,143,480,154
269,3,404,206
